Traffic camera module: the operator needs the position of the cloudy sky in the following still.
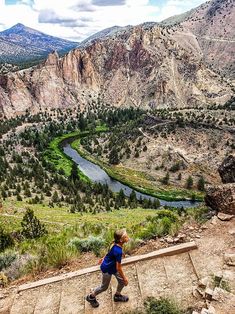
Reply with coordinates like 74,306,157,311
0,0,206,42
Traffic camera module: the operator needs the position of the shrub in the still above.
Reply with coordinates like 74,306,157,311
21,208,48,239
186,176,193,189
137,210,180,239
147,210,179,224
0,272,8,287
69,236,105,256
0,251,17,271
0,226,14,252
144,297,183,314
43,237,77,268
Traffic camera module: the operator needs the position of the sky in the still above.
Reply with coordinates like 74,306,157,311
0,0,207,42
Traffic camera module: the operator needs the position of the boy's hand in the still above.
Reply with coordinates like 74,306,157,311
123,277,128,286
98,258,104,265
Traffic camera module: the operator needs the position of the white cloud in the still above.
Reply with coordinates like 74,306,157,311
0,0,207,41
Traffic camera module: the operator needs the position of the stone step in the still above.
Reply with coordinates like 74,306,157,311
111,264,143,314
163,252,198,308
33,282,62,314
0,293,15,314
84,272,113,314
10,288,40,314
59,276,86,314
189,247,224,279
136,255,169,301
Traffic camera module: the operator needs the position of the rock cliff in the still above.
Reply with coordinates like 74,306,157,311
0,0,234,117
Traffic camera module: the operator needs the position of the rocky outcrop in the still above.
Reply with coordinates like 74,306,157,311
205,183,235,215
218,155,235,183
181,0,235,79
0,24,233,118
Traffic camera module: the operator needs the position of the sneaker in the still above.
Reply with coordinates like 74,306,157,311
86,294,99,308
114,294,129,302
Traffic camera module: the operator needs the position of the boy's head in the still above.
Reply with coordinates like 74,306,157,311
114,229,129,244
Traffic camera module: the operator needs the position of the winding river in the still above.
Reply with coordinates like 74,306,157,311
63,143,202,208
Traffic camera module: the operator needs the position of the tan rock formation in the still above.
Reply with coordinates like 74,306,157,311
0,0,234,117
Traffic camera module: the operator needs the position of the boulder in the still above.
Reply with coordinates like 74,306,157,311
224,247,235,266
205,183,235,215
218,155,235,183
217,212,234,221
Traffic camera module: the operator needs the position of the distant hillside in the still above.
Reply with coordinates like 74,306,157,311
0,23,78,66
79,26,125,48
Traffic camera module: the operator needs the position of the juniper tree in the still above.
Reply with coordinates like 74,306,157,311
21,208,48,239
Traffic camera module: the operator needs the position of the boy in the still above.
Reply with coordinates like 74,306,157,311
86,229,129,308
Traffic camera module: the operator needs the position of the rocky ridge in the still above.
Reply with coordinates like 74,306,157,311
0,0,234,117
0,23,78,65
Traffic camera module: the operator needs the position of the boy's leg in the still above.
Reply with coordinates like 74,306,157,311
114,272,125,294
113,272,129,302
93,272,112,296
86,272,112,308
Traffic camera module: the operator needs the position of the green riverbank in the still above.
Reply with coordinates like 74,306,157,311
45,129,204,202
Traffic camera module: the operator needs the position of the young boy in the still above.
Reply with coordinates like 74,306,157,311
86,229,129,308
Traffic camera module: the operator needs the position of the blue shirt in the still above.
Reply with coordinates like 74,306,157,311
101,244,122,274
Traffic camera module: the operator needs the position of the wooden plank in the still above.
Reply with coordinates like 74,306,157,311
18,242,197,292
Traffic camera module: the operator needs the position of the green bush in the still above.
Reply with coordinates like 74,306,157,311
147,210,179,224
137,210,180,239
144,297,183,314
0,226,14,252
0,251,17,271
69,236,105,256
21,208,48,239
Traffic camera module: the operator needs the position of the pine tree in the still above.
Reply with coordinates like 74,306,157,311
116,189,125,207
186,176,193,189
161,172,170,185
109,148,119,165
70,163,80,182
197,176,205,191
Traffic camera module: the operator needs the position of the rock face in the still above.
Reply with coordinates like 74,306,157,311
218,155,235,183
181,0,235,79
0,0,234,118
205,184,235,214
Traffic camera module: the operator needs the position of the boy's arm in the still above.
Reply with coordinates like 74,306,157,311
98,257,104,265
116,262,128,286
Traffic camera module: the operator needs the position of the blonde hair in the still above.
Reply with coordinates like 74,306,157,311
114,229,127,244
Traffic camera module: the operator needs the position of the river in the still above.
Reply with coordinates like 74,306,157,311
63,143,202,208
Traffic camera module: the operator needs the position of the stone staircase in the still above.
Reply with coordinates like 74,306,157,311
0,243,200,314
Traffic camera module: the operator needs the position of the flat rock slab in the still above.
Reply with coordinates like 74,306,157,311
111,264,143,314
59,276,86,314
85,272,113,314
136,257,169,300
10,288,39,314
34,282,62,314
164,252,198,308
